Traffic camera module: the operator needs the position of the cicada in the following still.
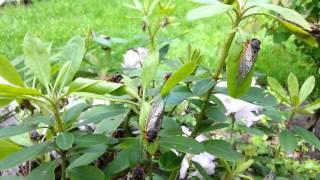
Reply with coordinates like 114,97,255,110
237,38,261,85
145,96,165,142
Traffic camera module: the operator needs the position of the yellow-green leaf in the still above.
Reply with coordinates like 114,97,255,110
0,54,24,87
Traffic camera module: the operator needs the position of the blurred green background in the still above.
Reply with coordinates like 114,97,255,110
0,0,318,85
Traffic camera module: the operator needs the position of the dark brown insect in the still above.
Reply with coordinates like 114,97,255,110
145,96,165,143
103,74,123,83
132,166,145,180
237,38,261,85
20,99,36,114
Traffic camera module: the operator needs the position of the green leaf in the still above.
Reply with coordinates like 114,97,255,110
166,85,193,106
0,139,22,160
190,0,219,4
161,62,197,96
0,54,24,86
68,145,105,169
76,104,128,127
68,78,123,95
103,148,135,176
255,4,311,31
287,73,299,105
0,143,47,170
53,62,71,91
226,41,255,98
94,110,129,135
300,99,320,112
192,78,216,96
279,130,297,153
267,76,289,102
298,76,315,103
68,166,105,180
234,159,254,175
159,151,182,171
23,33,51,87
159,117,183,136
141,50,159,90
64,103,88,124
292,126,320,148
57,36,85,87
0,123,38,139
205,104,227,122
74,134,107,147
204,140,241,161
26,161,56,180
160,136,204,154
56,132,74,150
192,161,213,180
0,84,42,96
187,2,233,21
139,102,151,130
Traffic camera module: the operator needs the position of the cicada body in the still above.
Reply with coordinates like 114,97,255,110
145,96,165,143
237,38,261,85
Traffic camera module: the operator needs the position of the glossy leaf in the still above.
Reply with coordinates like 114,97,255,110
141,50,159,89
0,54,24,86
161,62,197,96
56,132,74,150
68,165,105,180
267,77,289,102
0,123,38,139
76,104,127,127
68,77,123,95
57,36,85,87
292,126,320,148
23,33,51,87
187,2,232,21
74,134,107,147
255,4,311,31
0,143,47,170
287,73,299,105
279,130,297,153
68,145,105,169
204,140,241,161
160,136,204,154
192,78,216,96
300,99,320,112
159,151,182,171
0,84,42,96
94,110,129,135
0,139,21,160
26,161,56,180
139,101,151,130
298,76,315,103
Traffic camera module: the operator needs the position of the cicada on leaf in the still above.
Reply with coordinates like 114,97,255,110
227,38,261,97
237,38,261,85
144,96,165,143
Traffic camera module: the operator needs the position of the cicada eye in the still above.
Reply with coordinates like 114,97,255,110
250,39,261,51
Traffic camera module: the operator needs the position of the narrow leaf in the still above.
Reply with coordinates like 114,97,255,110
287,73,299,104
292,126,320,148
161,62,197,96
267,77,289,102
187,3,233,21
0,54,24,86
298,76,315,103
23,33,51,87
0,143,47,170
68,78,122,95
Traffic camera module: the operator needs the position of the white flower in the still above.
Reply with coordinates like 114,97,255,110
179,127,216,179
122,48,148,69
214,93,262,127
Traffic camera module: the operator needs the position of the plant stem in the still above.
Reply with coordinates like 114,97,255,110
191,15,241,138
146,153,153,180
229,114,236,145
60,150,67,180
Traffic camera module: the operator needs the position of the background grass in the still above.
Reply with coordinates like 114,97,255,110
0,0,318,85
